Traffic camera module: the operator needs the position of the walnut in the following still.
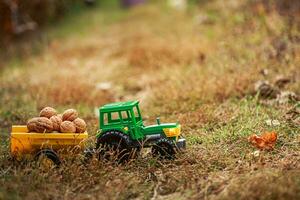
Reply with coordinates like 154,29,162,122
60,121,76,133
57,114,63,119
39,107,57,118
73,118,87,133
50,115,62,131
27,117,53,133
62,109,78,121
27,118,37,132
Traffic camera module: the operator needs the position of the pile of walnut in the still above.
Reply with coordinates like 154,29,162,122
27,107,87,133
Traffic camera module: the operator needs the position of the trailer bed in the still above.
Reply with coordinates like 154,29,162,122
11,125,88,157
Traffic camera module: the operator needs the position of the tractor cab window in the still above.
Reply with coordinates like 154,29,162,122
133,106,141,122
111,112,119,120
120,110,132,123
108,112,121,124
103,113,108,125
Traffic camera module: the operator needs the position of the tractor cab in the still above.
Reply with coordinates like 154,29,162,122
99,101,144,140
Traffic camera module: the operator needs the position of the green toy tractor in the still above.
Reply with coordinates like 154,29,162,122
95,101,186,160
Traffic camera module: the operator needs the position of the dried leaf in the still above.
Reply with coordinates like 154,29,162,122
261,131,277,143
248,131,277,150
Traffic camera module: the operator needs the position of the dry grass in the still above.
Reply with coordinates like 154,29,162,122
0,0,299,199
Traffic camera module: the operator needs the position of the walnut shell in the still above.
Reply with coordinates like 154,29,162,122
27,118,37,132
27,117,53,133
62,109,78,121
73,118,87,133
50,115,62,131
57,114,63,119
40,107,57,118
60,121,76,133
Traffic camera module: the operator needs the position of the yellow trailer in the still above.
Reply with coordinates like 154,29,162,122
11,125,88,165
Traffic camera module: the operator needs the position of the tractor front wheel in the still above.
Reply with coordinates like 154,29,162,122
152,138,176,159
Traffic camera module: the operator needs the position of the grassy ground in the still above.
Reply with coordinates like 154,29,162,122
0,0,299,199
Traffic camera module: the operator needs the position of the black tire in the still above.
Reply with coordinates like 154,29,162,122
34,149,61,168
152,138,176,159
96,130,135,162
84,147,95,158
82,147,96,164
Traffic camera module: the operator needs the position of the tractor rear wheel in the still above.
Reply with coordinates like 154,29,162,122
152,138,176,159
96,130,137,162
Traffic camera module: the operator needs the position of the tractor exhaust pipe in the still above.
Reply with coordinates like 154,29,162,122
156,117,161,125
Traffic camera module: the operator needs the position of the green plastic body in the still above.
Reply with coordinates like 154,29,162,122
97,101,179,141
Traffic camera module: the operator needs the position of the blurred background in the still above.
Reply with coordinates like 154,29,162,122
1,0,298,55
0,0,299,64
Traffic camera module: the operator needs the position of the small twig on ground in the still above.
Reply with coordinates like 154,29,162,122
151,183,160,200
0,166,12,177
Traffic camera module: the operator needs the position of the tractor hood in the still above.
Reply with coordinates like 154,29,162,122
143,123,180,136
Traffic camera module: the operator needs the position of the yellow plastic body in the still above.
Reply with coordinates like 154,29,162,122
10,125,88,157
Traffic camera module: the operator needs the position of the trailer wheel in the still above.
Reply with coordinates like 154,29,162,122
152,138,176,159
96,130,136,162
34,149,61,170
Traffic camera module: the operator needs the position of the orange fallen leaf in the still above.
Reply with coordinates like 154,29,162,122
248,131,277,150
